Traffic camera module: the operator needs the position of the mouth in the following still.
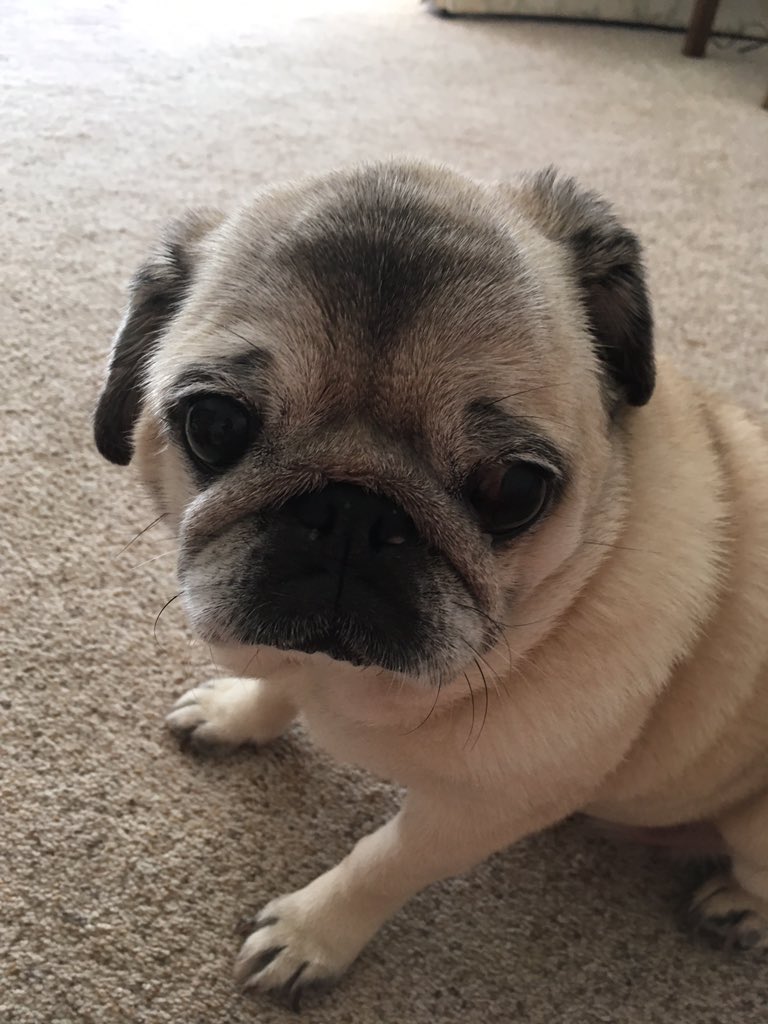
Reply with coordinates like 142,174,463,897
292,629,373,668
234,611,422,674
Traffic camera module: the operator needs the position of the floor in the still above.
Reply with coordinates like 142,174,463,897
2,2,767,1021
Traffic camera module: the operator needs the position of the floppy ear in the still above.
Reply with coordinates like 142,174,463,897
94,209,221,465
518,169,655,407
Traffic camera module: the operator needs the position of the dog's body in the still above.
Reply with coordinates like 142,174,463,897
95,161,768,1002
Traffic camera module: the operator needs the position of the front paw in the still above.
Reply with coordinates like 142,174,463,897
235,889,369,1008
165,678,253,754
165,676,297,755
689,874,768,951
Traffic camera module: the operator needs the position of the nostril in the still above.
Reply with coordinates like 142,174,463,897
295,491,336,534
370,507,420,549
286,484,421,548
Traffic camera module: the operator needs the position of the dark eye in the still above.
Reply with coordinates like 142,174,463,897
466,460,551,539
183,395,253,471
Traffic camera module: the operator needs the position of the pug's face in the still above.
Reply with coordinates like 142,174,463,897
95,162,653,683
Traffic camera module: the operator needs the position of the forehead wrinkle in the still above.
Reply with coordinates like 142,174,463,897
272,174,525,354
362,316,544,471
364,253,546,408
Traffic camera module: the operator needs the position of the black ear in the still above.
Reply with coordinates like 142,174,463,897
94,210,221,465
519,169,655,407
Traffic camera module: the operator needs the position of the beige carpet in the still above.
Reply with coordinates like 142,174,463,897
2,2,768,1021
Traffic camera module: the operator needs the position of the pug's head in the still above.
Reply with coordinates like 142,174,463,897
95,161,653,683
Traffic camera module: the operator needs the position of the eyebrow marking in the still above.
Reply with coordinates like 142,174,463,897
480,381,570,408
165,349,273,401
465,399,569,476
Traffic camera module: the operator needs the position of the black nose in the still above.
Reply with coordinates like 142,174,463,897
243,483,429,671
286,483,420,550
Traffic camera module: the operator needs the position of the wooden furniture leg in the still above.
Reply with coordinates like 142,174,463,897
683,0,721,57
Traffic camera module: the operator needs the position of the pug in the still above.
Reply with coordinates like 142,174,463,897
94,161,768,1005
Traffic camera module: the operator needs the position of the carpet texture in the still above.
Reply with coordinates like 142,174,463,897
2,2,767,1022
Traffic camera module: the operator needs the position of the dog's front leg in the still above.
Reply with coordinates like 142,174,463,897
235,788,561,1005
689,788,768,949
